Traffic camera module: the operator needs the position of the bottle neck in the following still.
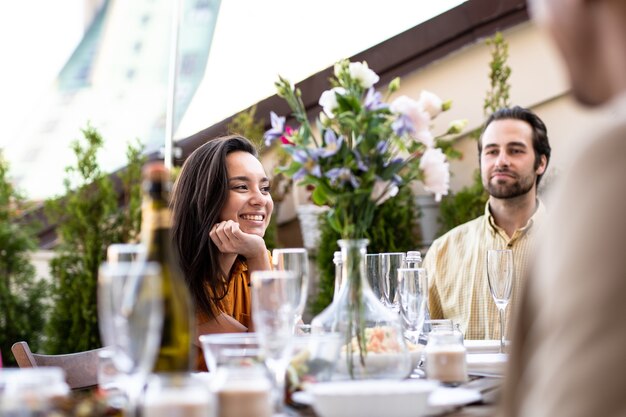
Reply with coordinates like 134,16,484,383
337,239,373,293
140,180,173,260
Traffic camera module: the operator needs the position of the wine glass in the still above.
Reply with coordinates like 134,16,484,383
251,270,298,416
397,268,429,345
272,248,309,326
379,252,406,312
486,249,513,353
98,261,163,417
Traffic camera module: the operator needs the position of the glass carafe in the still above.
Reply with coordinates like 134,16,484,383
311,239,411,380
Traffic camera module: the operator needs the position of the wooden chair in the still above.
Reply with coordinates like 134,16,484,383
11,341,107,390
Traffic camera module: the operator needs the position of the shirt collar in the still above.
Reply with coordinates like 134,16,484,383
485,199,546,235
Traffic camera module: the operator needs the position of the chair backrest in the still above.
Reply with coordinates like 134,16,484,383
11,341,107,390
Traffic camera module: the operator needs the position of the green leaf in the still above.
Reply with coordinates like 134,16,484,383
311,185,329,205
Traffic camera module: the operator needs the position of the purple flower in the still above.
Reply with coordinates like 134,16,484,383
384,157,404,168
320,130,344,158
264,111,286,146
325,167,361,188
364,87,387,111
353,150,369,172
376,140,389,154
392,114,416,137
292,149,322,180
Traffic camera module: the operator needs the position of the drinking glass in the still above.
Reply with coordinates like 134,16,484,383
251,270,298,416
142,373,213,417
397,268,429,345
99,244,146,348
366,253,383,302
272,248,309,325
379,252,406,312
98,261,163,417
486,249,513,353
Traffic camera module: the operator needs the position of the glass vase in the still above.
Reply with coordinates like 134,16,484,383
311,239,411,380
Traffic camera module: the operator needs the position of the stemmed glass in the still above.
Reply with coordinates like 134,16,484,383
379,252,406,312
251,270,298,416
272,248,309,326
486,249,513,353
366,253,384,302
397,268,429,345
97,260,163,417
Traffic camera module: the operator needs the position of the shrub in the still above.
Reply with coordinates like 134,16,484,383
0,151,50,366
44,125,144,353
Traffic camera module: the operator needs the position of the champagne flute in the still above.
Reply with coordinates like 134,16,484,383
366,253,384,302
380,252,406,312
251,270,298,416
98,261,163,417
397,268,429,345
486,249,513,353
272,248,309,326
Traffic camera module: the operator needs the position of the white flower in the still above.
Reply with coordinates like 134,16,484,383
418,90,444,119
447,119,468,134
319,87,347,118
390,95,431,132
415,129,434,148
419,148,450,202
370,179,399,205
348,61,380,89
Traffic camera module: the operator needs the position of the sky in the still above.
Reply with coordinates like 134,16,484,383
0,0,84,149
0,0,467,198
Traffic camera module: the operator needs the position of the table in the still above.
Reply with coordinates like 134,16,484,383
289,376,502,417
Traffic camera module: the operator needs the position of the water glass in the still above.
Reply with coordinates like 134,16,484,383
272,248,309,325
97,261,163,417
251,270,298,415
199,333,261,373
143,373,214,417
211,349,273,417
0,368,69,415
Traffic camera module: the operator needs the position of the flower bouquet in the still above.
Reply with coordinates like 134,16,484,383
265,60,465,378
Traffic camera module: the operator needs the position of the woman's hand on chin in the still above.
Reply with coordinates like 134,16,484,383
210,220,267,258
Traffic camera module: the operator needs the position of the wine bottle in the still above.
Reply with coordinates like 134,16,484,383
140,161,195,371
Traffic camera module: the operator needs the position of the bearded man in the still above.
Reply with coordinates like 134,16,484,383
422,106,551,339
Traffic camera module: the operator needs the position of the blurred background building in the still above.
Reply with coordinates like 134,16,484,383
1,0,219,199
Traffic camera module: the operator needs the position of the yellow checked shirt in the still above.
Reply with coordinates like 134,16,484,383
423,201,545,340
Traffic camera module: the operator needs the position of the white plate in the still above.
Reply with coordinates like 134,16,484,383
427,387,482,415
464,340,510,354
306,380,437,417
294,384,481,417
466,353,508,376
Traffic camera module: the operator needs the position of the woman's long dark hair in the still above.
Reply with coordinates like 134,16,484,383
171,135,258,319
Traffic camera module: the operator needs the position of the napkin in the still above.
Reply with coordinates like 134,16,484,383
463,339,510,354
466,353,508,376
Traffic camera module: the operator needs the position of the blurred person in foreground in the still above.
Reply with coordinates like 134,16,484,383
171,136,273,370
423,106,550,339
499,0,626,416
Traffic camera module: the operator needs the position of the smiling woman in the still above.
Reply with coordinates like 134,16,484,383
170,135,273,370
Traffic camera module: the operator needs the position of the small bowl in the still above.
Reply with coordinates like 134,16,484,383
308,379,438,417
199,333,260,372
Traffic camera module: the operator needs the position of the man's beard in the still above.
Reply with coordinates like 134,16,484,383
485,170,536,199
